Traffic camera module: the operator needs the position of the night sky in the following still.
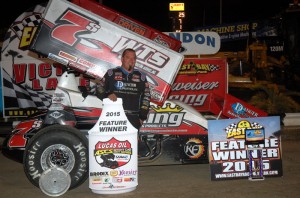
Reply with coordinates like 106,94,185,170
0,0,292,32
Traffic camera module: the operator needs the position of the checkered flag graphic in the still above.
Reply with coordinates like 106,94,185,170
1,4,45,50
25,85,52,108
251,122,262,129
2,69,52,109
225,123,237,133
1,30,16,52
209,64,220,71
11,13,42,38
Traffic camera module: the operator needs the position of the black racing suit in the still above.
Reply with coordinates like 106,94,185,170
96,66,151,130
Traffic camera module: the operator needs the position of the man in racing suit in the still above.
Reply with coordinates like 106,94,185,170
96,48,151,130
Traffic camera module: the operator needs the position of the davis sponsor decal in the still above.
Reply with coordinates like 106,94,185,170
223,94,268,118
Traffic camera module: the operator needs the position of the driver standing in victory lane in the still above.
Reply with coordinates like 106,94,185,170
96,48,151,131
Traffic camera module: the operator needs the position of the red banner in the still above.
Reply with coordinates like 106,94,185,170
222,94,268,118
169,58,227,112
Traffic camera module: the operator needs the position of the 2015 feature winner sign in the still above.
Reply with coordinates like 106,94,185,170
208,116,282,181
88,98,138,194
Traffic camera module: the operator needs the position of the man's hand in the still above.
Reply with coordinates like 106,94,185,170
108,93,117,101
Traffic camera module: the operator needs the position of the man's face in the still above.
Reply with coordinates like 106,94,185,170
121,51,136,72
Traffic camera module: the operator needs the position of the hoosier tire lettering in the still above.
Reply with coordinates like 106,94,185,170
23,125,89,190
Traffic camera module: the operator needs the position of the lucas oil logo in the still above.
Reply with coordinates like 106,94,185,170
94,137,132,169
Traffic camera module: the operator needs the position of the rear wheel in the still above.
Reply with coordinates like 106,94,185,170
23,125,89,190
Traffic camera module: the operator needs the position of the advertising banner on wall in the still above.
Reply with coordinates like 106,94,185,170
208,116,282,181
164,32,221,55
195,20,279,43
168,58,227,113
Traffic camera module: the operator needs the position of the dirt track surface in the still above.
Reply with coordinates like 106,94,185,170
0,138,299,198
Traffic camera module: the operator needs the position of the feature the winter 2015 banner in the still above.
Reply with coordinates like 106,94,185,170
208,116,282,181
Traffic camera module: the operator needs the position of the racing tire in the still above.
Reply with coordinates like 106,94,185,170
23,125,89,190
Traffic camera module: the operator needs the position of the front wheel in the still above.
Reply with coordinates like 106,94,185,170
23,125,89,190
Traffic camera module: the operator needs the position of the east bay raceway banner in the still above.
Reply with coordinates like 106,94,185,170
208,116,282,181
